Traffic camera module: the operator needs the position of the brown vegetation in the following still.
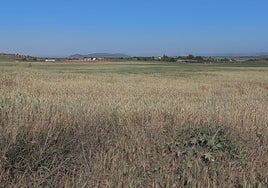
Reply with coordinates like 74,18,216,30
0,62,267,187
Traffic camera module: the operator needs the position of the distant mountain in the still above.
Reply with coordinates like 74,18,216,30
256,52,268,57
69,53,130,59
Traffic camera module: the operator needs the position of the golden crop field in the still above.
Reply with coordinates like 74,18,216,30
0,61,268,187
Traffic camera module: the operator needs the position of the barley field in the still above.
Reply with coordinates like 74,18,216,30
0,61,268,187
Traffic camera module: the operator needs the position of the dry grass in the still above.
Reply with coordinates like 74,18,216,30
0,61,268,187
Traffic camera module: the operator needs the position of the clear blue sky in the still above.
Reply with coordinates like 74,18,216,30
1,0,268,57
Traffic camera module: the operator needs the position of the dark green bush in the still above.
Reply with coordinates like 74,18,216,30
166,125,245,163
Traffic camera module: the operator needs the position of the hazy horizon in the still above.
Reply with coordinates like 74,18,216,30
1,0,268,57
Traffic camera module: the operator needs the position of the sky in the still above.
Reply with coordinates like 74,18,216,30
0,0,268,57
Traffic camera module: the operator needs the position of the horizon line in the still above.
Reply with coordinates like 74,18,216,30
1,51,268,58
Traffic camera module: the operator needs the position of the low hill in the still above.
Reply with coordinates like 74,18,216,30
69,53,130,59
0,53,38,62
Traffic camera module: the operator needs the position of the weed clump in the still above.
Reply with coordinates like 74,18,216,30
165,125,245,163
159,125,258,187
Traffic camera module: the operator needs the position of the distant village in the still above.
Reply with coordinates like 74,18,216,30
0,53,265,64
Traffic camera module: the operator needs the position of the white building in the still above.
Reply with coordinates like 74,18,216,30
45,59,56,62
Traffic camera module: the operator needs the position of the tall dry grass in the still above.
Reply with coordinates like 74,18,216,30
0,62,267,187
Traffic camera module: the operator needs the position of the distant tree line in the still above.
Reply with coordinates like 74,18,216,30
130,54,242,64
132,54,205,63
